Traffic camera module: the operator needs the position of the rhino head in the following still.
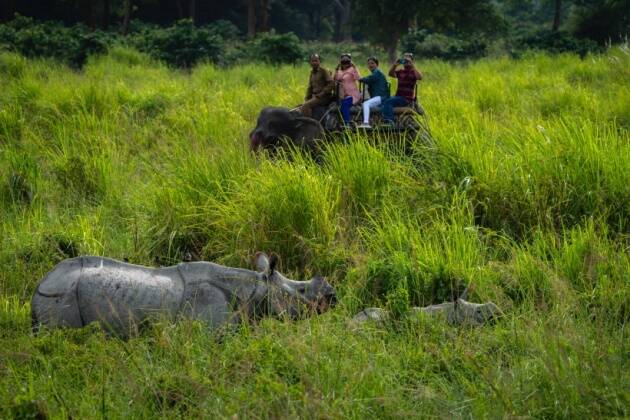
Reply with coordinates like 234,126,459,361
254,252,337,318
447,299,502,326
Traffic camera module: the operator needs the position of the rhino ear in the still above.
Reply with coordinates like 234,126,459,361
254,252,270,273
311,275,324,286
269,253,279,273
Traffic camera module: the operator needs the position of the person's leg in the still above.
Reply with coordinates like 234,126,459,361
340,96,353,123
382,96,408,123
301,97,326,118
300,98,315,117
381,97,395,123
362,96,381,124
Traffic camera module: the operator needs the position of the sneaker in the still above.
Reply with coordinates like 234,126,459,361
357,123,372,129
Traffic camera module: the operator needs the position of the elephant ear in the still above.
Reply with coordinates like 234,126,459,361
254,252,270,273
294,116,316,127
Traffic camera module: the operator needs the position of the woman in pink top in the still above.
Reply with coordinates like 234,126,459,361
335,53,361,125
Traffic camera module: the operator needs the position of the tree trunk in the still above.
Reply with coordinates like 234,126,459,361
314,6,321,39
387,43,397,63
386,28,402,63
122,0,132,35
409,15,418,31
102,0,110,29
258,0,269,32
247,0,257,38
333,0,352,42
189,0,196,23
1,0,15,22
176,0,184,19
80,0,96,30
552,0,561,31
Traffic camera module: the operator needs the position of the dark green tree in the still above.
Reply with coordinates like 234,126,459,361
353,0,504,61
570,0,629,43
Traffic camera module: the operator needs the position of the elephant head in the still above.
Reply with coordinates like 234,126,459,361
249,107,324,153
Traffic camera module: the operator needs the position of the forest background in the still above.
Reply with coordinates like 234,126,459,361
0,0,628,67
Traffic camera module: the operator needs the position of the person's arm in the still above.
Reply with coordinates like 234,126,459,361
316,69,335,99
360,72,376,84
407,58,423,80
305,79,313,101
352,66,361,81
411,65,422,80
388,61,398,77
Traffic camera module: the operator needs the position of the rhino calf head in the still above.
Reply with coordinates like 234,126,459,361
250,107,324,153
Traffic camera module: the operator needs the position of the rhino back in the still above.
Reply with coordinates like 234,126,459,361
177,261,261,303
177,261,264,327
76,257,185,333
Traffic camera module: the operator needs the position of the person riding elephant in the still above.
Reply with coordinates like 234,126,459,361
357,56,390,128
381,52,423,125
299,53,335,119
334,53,361,126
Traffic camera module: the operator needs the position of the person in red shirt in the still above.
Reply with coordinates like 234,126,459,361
381,53,423,124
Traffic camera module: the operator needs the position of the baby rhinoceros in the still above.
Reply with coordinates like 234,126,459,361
31,252,337,336
352,299,501,327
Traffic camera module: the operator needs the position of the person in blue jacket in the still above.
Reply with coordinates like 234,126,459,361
357,56,390,128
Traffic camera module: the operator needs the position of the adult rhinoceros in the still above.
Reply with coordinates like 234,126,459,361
31,252,336,335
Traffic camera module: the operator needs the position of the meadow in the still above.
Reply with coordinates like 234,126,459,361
0,46,629,418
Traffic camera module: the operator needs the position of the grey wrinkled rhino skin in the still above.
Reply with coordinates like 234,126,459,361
31,252,336,335
352,299,501,327
250,107,324,153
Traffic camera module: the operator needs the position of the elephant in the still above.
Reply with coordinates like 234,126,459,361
31,252,337,336
249,107,325,154
352,299,501,327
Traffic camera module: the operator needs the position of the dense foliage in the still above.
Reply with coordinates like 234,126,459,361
0,46,628,417
400,30,489,61
0,15,113,67
0,15,613,68
0,16,313,67
130,19,224,68
513,29,600,57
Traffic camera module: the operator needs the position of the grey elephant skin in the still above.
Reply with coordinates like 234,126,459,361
250,107,324,153
31,252,336,335
352,299,501,327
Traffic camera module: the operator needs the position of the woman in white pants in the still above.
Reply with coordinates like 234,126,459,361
358,57,390,128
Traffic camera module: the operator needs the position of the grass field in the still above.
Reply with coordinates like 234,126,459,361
1,46,629,418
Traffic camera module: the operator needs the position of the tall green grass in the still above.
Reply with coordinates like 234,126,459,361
0,47,628,418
